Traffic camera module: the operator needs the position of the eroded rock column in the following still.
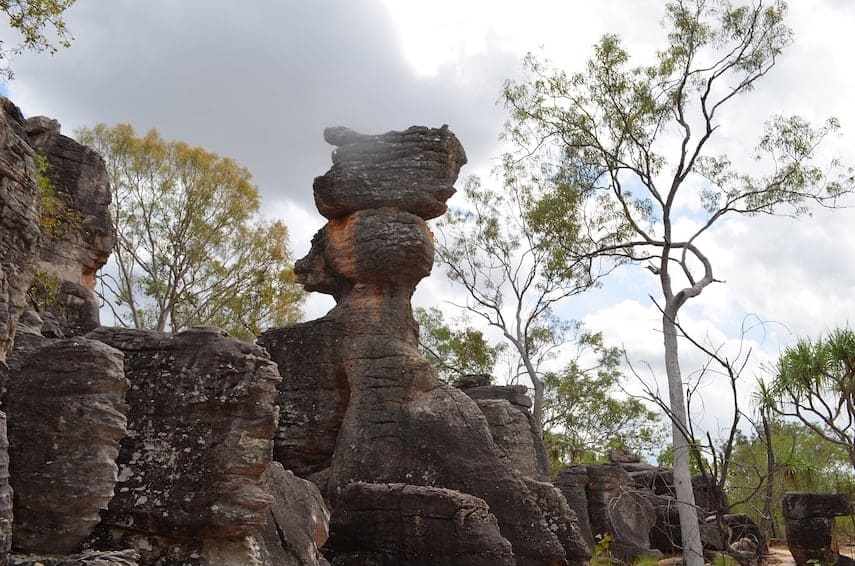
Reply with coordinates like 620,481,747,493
261,125,591,565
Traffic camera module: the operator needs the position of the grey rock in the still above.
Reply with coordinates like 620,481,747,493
261,462,330,566
326,482,515,566
86,326,280,541
313,125,467,220
554,466,595,550
0,412,12,563
0,98,42,363
25,116,115,337
3,338,128,554
9,548,139,565
782,492,853,520
471,397,549,481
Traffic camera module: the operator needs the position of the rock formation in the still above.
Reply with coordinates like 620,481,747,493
85,326,281,562
457,379,550,480
260,125,591,565
326,482,515,565
783,492,853,566
3,338,128,554
0,99,42,364
261,463,330,566
24,116,115,337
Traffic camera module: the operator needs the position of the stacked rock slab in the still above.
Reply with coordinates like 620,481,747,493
260,125,590,565
86,327,281,563
456,377,550,480
783,492,853,565
24,116,115,337
3,338,128,554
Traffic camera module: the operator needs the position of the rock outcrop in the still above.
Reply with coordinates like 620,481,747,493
261,463,331,566
0,98,41,363
262,125,591,565
783,492,853,566
457,381,550,480
86,326,280,562
3,338,128,554
326,482,515,566
24,116,114,337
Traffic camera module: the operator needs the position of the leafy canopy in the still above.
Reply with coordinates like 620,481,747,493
1,0,75,79
765,327,855,464
78,123,303,340
415,306,505,384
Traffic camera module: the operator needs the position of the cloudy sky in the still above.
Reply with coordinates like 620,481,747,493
4,0,855,442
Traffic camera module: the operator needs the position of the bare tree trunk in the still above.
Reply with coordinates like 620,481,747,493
663,308,704,566
760,408,777,539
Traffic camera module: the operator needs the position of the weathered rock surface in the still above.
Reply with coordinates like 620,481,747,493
25,116,114,337
0,98,42,363
0,412,12,563
782,492,853,520
3,337,128,554
458,383,549,480
326,482,515,566
86,326,280,543
313,125,467,220
523,478,591,564
583,465,657,563
266,126,587,565
554,466,595,550
257,317,349,479
783,492,853,566
261,462,330,566
9,548,139,565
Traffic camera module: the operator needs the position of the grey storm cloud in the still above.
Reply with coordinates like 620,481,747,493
9,0,518,214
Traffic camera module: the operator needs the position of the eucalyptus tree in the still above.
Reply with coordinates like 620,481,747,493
502,1,854,562
78,123,303,340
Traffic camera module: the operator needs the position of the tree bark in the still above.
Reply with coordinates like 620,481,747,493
663,306,704,566
760,408,777,539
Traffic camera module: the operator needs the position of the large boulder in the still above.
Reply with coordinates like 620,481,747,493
261,463,330,566
783,492,854,566
86,326,280,561
257,318,348,481
3,338,128,554
554,466,595,550
458,383,550,480
313,125,467,220
325,482,515,566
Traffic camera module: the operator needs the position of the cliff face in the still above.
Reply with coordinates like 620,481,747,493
0,99,42,364
25,115,115,337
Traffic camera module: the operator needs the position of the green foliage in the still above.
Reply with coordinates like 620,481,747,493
657,442,704,476
35,152,81,239
765,328,855,466
726,420,855,537
415,306,504,383
26,268,60,312
503,3,855,560
77,123,303,340
543,331,665,472
0,0,75,79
